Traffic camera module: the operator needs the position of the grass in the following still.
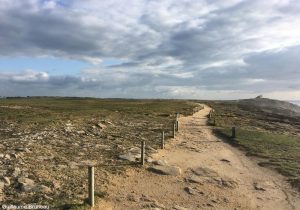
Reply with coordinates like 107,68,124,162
207,100,300,191
0,97,200,207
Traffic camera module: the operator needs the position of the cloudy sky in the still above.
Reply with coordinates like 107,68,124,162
0,0,300,100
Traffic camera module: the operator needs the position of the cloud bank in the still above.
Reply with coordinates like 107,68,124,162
0,0,300,99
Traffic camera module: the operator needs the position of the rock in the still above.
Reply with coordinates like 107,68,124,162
127,194,140,202
17,177,35,192
220,159,230,163
186,175,205,184
33,185,52,194
12,167,21,177
145,146,157,153
191,167,219,177
128,147,141,155
68,161,79,169
4,154,11,160
148,165,181,176
173,205,189,210
254,182,266,191
118,153,138,162
0,154,4,158
146,157,153,163
0,181,4,191
0,170,7,177
184,187,197,195
15,148,30,153
1,177,10,186
221,178,238,188
52,180,61,189
76,130,86,135
10,153,18,159
152,160,168,166
97,123,107,129
118,147,141,162
151,201,165,209
0,181,4,201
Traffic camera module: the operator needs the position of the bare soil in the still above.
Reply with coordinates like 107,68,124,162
98,105,300,210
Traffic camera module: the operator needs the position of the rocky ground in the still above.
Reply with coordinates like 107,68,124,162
0,99,200,208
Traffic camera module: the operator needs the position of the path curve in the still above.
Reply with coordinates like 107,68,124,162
97,104,300,210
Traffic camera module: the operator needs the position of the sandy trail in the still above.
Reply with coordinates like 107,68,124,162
98,104,300,210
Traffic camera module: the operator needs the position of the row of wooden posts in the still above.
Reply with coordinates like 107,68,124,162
87,111,236,206
208,109,236,138
87,113,180,207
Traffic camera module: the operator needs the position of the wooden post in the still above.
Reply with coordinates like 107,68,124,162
232,127,236,138
173,123,176,138
141,140,145,165
176,120,179,131
161,131,165,149
88,166,94,207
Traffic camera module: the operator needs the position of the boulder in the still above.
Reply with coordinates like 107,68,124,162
148,165,181,176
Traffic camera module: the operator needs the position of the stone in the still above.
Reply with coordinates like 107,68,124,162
33,185,52,194
15,148,30,153
76,130,86,135
187,175,205,184
145,146,157,153
220,159,230,163
118,147,141,162
128,147,141,155
254,182,266,191
17,177,35,192
184,187,197,195
146,157,153,163
68,161,79,169
127,194,140,202
10,153,18,159
151,201,165,209
148,165,181,176
152,160,168,166
191,167,219,177
2,177,10,186
97,123,107,129
4,154,11,160
173,205,189,210
118,153,138,162
0,181,4,191
221,178,238,188
12,167,21,178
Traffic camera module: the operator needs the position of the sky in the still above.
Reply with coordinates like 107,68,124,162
0,0,300,100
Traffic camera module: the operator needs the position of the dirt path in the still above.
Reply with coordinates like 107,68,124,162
97,104,300,210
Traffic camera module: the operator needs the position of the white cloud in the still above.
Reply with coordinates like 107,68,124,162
0,0,300,99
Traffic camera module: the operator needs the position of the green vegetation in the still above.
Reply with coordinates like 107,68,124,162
0,97,199,207
207,100,300,191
